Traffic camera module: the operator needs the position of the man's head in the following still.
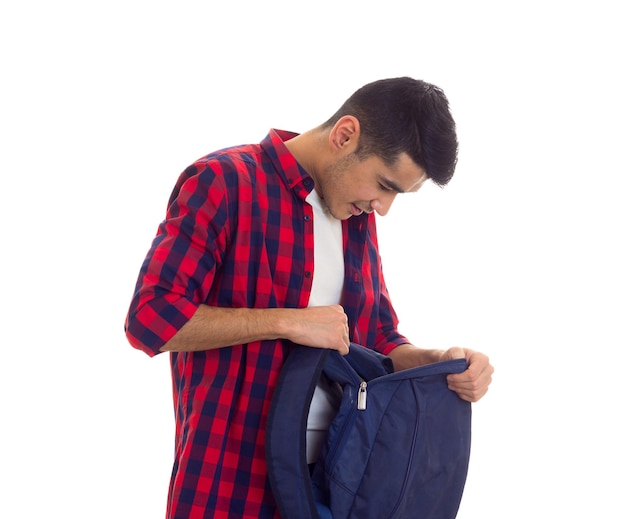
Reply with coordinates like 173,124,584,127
286,77,458,220
321,77,458,188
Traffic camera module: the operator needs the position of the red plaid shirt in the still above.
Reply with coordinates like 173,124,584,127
125,129,409,518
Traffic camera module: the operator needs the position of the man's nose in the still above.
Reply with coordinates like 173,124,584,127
370,192,397,216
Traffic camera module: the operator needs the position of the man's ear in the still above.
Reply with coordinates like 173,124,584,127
329,115,360,152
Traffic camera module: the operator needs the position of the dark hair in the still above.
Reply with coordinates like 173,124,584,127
322,77,458,187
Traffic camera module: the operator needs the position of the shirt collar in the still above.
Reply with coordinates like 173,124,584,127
261,129,315,199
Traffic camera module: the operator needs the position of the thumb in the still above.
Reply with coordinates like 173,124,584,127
441,346,466,361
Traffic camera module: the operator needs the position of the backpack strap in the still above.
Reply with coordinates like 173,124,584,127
266,345,329,519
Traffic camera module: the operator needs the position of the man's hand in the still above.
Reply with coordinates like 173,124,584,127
441,347,494,402
284,305,351,355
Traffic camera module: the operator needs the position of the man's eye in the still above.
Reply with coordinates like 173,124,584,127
379,183,392,192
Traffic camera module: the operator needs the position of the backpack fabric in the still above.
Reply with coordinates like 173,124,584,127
266,343,472,519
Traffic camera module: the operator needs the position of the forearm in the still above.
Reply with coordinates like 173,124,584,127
159,304,350,354
159,305,293,353
387,343,446,371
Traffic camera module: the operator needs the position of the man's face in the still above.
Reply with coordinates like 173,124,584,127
316,152,428,220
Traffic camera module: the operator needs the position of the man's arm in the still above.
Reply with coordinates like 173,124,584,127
159,304,351,355
388,344,494,403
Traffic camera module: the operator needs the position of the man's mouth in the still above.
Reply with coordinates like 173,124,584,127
350,203,364,216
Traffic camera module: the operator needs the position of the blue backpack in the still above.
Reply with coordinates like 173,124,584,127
266,343,471,519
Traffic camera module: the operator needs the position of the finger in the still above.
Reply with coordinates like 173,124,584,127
453,385,489,403
340,329,350,355
448,368,493,402
443,346,466,361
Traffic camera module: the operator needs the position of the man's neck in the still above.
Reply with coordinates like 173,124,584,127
283,127,328,189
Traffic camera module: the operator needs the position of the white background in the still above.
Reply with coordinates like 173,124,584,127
2,1,624,517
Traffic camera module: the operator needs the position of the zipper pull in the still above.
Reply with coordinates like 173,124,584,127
357,381,367,410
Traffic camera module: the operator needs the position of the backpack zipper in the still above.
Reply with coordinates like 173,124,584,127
357,381,367,410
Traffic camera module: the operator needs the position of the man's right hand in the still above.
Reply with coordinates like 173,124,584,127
282,305,351,355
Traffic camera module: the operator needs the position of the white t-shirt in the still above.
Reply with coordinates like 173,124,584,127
305,189,344,464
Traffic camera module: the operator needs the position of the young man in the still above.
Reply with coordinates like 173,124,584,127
125,77,494,518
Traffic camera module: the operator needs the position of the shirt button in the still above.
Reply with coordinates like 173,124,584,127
304,215,310,221
305,271,312,278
